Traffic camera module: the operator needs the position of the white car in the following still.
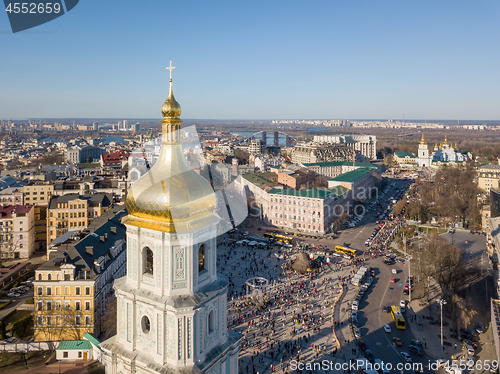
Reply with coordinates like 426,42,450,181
435,359,449,368
352,301,359,311
400,352,412,363
400,300,406,312
383,324,391,333
354,327,362,338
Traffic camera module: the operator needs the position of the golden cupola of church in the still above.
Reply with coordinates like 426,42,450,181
123,62,217,232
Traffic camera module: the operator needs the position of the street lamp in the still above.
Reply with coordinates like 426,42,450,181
406,255,413,303
437,299,447,358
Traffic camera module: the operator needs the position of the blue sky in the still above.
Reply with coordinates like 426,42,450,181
1,0,500,120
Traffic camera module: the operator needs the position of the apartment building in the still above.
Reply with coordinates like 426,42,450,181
34,208,126,342
291,143,355,164
23,182,54,205
313,134,377,160
46,193,113,244
478,164,500,193
0,205,35,259
0,187,24,206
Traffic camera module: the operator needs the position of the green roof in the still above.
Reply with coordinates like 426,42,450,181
83,333,101,348
57,340,92,350
394,151,416,158
268,186,349,200
242,173,272,186
303,161,377,168
329,167,374,183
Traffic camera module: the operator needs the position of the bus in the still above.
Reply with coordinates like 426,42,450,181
334,245,358,258
390,306,406,330
263,232,274,239
274,234,293,244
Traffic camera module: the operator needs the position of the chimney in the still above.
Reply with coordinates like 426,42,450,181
86,246,93,256
110,226,116,234
104,233,108,239
100,236,105,242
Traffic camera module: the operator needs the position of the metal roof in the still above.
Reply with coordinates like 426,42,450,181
56,340,92,350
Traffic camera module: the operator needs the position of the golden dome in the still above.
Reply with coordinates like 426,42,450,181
161,82,182,119
443,135,449,145
419,134,427,145
123,66,218,233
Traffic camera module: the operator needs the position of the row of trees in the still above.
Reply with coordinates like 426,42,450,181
411,232,481,333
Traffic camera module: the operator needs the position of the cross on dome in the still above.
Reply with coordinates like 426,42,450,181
166,61,176,82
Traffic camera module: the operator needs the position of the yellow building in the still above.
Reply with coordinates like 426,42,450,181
46,193,113,244
478,164,500,193
34,208,126,342
23,182,54,205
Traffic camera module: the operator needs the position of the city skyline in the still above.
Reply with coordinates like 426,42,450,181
1,1,500,120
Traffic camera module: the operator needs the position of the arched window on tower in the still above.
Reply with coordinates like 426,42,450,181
199,244,206,272
208,310,215,334
48,274,51,281
143,247,153,275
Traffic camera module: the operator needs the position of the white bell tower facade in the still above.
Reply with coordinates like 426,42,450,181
101,64,241,374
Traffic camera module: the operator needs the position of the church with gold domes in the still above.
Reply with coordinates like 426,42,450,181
100,63,241,374
416,134,469,167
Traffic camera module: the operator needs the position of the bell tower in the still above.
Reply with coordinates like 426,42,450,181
100,63,242,374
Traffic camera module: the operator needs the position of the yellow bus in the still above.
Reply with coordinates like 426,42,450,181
274,234,293,244
391,306,406,330
263,232,274,239
334,245,357,258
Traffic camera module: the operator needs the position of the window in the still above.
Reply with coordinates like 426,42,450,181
85,301,90,311
63,352,68,358
85,287,91,296
85,315,91,325
65,286,70,295
199,244,206,272
37,287,42,296
75,287,80,295
64,274,70,281
47,315,52,325
37,302,43,311
38,274,42,281
46,301,52,311
143,247,153,275
47,273,51,281
75,315,81,325
37,315,43,325
75,301,81,311
19,234,23,240
141,315,151,333
78,352,82,358
46,287,51,296
208,310,215,333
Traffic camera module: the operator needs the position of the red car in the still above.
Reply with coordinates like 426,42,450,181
390,278,395,283
317,245,323,249
358,340,368,351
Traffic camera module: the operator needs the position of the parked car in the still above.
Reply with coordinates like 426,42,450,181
390,278,395,283
7,293,20,297
364,349,375,363
476,323,483,334
358,340,368,351
352,300,359,310
400,300,406,312
382,306,391,313
354,327,362,338
383,324,392,333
